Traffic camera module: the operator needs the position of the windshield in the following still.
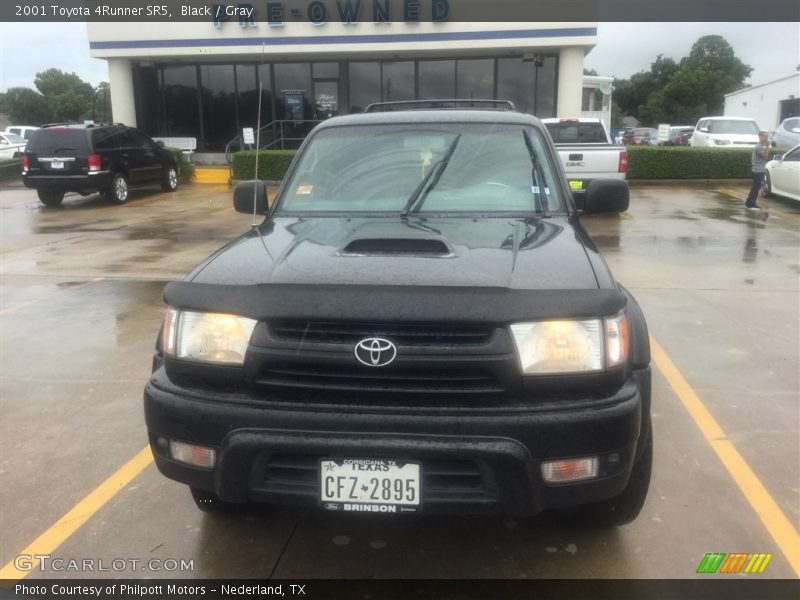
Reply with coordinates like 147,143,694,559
708,120,759,135
278,123,565,215
3,133,25,144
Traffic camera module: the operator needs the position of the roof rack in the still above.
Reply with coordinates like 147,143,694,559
363,99,517,113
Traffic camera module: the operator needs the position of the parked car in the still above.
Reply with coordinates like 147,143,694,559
762,144,800,202
4,125,39,141
660,126,694,146
622,127,658,145
0,132,27,159
771,117,800,149
145,103,653,527
22,123,179,207
541,117,628,201
689,117,760,148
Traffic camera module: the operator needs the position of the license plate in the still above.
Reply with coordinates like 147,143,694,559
569,180,583,191
320,459,421,513
50,160,64,169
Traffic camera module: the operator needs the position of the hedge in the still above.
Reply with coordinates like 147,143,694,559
0,158,21,182
232,150,297,181
626,146,790,180
164,146,195,179
229,146,793,183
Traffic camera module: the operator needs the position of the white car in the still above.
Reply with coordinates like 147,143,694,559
0,132,27,160
763,144,800,202
4,125,39,141
771,117,800,149
689,117,760,148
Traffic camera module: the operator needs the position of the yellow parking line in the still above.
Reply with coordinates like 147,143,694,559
0,446,153,579
211,207,234,216
0,278,104,316
651,336,800,577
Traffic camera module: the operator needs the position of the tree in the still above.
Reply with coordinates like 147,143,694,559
93,82,112,123
0,87,51,124
34,68,95,122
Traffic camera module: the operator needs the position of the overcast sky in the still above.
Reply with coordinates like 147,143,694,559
1,21,798,92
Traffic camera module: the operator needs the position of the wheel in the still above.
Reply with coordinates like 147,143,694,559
108,173,129,204
190,487,244,513
161,165,178,192
559,417,653,527
761,172,774,198
37,189,64,207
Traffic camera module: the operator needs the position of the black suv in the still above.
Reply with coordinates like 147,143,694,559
22,123,179,207
145,105,652,526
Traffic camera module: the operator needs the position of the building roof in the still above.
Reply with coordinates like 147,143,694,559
724,73,800,98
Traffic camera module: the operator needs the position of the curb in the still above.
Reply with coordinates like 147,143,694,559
628,179,749,188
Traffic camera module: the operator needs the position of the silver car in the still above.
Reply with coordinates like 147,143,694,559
772,117,800,149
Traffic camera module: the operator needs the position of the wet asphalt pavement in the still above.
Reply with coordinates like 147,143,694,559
0,181,798,580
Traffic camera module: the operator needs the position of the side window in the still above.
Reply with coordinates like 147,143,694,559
786,119,799,130
130,129,155,149
115,129,136,149
92,129,116,151
9,128,20,135
697,120,707,131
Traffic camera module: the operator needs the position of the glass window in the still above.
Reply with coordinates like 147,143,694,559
349,62,381,112
161,65,200,138
132,67,160,137
545,122,608,144
279,124,564,215
708,120,759,135
382,61,414,102
456,59,494,101
418,60,455,100
199,64,237,151
236,65,263,133
92,128,117,151
275,63,313,121
534,56,557,118
313,63,339,79
314,81,339,119
497,57,557,117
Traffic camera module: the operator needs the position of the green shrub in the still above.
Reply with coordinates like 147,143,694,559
232,150,297,181
626,146,789,180
0,158,21,182
164,146,195,179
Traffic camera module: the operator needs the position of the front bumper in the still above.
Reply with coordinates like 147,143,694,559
144,367,650,516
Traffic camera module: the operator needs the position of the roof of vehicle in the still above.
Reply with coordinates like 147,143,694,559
315,110,545,131
697,116,758,121
540,117,602,124
39,123,123,130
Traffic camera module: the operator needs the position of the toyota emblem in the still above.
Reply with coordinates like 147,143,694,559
354,338,397,367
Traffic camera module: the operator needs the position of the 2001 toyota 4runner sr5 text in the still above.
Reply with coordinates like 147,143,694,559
144,102,651,526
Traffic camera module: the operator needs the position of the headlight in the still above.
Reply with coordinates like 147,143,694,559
161,308,257,366
510,314,628,375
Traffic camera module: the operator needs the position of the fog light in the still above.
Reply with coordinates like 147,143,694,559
169,440,216,469
541,457,598,483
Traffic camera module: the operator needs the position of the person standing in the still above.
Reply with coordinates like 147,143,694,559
745,130,770,210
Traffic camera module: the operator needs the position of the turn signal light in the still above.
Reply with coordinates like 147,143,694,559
169,440,216,469
541,457,598,483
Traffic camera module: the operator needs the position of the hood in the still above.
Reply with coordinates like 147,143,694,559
188,216,601,291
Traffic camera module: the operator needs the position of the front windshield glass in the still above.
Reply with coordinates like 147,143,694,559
278,123,565,215
708,120,759,135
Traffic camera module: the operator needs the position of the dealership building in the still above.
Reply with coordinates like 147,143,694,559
88,9,599,154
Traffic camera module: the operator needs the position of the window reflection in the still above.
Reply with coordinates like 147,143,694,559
200,64,237,151
382,62,414,102
349,62,381,112
456,59,494,101
418,60,455,100
161,66,200,138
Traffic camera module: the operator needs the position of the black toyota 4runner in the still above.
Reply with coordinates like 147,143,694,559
145,105,652,526
22,123,179,207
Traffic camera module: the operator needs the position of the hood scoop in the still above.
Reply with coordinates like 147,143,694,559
341,237,453,257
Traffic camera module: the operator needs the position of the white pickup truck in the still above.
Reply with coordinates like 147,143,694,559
542,118,628,203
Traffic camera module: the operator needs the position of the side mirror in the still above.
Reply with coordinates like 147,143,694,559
156,140,165,147
583,179,629,214
699,127,709,133
233,180,269,215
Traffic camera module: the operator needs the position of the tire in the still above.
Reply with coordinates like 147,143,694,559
108,173,129,204
161,165,179,192
761,172,774,199
190,487,244,514
37,189,64,207
559,417,653,528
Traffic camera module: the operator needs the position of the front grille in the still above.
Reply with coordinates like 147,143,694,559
256,365,504,396
257,453,494,502
268,321,493,347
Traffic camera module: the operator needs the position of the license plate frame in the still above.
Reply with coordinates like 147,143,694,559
319,458,422,514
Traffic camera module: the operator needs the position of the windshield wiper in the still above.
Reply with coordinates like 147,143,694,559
522,130,547,217
400,134,462,218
